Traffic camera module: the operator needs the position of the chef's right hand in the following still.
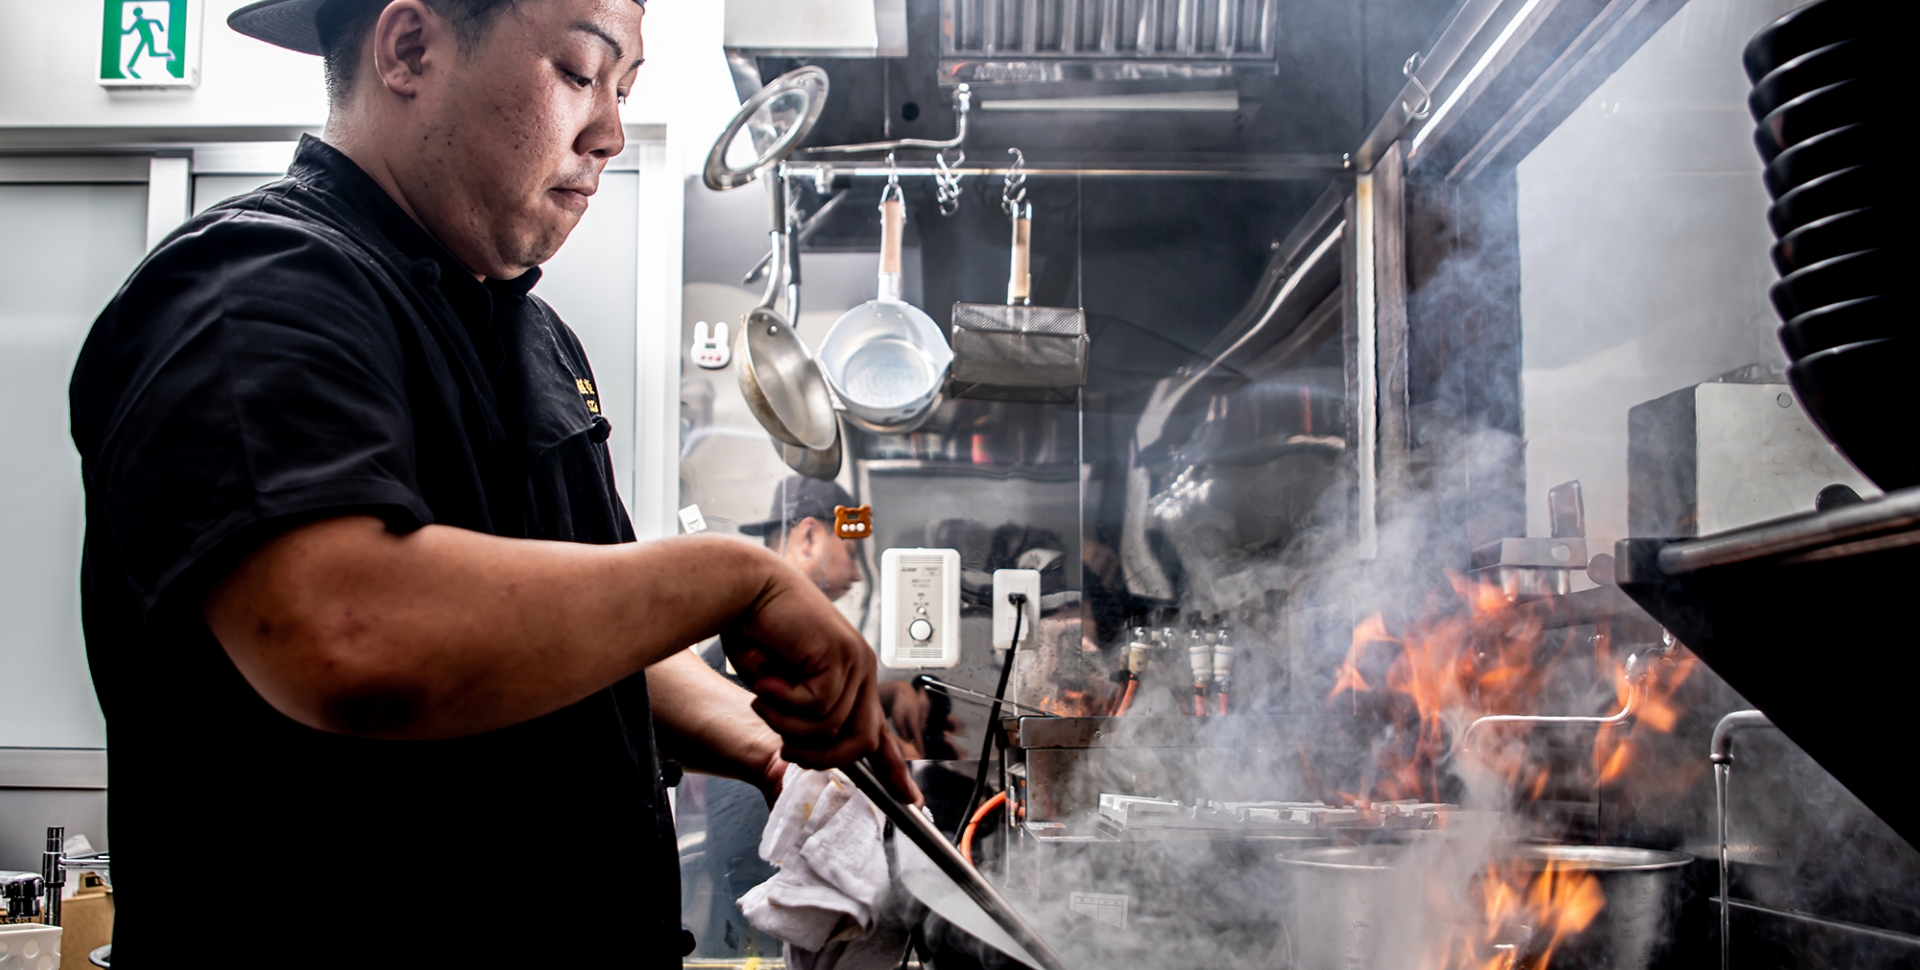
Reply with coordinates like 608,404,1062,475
721,561,922,806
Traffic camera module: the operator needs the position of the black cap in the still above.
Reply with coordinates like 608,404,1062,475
228,0,645,56
228,0,332,56
738,476,857,536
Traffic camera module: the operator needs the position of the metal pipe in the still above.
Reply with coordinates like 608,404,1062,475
1459,684,1639,752
41,827,63,928
1711,709,1776,970
845,760,1074,970
1713,897,1920,950
743,189,851,286
786,160,1349,181
1458,647,1670,753
913,675,1056,717
803,85,973,155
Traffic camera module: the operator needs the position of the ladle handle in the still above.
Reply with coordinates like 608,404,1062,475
1008,202,1032,306
879,198,905,301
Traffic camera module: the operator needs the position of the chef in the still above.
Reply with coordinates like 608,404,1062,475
66,0,915,966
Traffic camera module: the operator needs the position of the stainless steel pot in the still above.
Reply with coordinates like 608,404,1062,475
1509,845,1691,970
1281,844,1689,970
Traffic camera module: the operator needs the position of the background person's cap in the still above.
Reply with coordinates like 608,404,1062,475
228,0,332,56
738,477,857,536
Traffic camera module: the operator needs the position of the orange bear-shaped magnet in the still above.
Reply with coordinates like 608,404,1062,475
834,505,872,540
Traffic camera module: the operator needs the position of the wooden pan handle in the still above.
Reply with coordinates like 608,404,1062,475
881,199,905,277
1008,204,1031,306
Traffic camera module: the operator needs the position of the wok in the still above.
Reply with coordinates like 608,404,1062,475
1789,336,1920,490
1771,207,1889,275
1747,38,1884,120
1762,123,1886,198
1752,78,1883,162
1766,164,1876,237
1767,248,1896,320
1778,295,1903,359
1743,0,1878,82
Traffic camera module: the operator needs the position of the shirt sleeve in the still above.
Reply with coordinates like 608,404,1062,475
72,211,435,621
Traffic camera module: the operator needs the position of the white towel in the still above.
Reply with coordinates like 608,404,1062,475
739,764,892,954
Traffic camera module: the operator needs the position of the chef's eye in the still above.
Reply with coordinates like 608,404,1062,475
563,69,592,89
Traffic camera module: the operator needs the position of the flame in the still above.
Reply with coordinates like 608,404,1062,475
1486,859,1606,969
1322,571,1700,969
1326,572,1556,801
1327,571,1697,801
1590,643,1697,785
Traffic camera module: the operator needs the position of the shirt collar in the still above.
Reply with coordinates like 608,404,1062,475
285,135,542,298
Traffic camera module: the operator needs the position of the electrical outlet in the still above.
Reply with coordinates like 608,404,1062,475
992,568,1041,650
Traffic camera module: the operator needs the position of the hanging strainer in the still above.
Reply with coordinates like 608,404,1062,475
948,150,1088,403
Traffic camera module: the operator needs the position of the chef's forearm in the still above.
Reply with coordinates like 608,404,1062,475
647,649,785,790
203,515,785,740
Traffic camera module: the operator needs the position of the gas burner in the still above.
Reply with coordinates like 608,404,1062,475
1093,794,1463,833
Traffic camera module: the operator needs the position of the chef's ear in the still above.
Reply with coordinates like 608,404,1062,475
371,0,449,98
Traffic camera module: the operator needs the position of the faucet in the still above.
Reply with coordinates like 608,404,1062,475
1710,709,1777,970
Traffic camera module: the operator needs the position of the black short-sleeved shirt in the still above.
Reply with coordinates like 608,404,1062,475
69,137,681,968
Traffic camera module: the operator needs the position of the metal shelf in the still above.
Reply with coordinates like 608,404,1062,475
1617,486,1920,850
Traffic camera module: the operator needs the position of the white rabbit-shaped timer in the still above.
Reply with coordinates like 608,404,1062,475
690,320,731,369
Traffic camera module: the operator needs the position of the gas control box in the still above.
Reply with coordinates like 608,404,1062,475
879,547,961,669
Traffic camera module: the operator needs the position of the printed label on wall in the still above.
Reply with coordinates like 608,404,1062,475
100,0,202,88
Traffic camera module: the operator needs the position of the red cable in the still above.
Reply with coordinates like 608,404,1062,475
960,790,1008,864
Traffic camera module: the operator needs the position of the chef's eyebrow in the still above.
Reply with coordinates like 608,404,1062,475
570,20,646,69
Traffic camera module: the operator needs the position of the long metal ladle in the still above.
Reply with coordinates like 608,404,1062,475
844,760,1074,970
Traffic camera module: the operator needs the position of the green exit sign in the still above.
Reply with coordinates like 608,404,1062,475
99,0,201,88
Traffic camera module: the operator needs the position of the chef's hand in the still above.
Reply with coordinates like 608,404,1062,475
723,569,922,806
756,747,791,808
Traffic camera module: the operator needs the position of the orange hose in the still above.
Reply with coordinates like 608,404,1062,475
1113,679,1139,716
960,790,1008,864
1217,692,1229,715
1193,692,1206,717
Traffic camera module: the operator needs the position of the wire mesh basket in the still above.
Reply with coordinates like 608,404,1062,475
948,302,1088,402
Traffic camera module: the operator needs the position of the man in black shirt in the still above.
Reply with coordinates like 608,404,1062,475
67,0,914,965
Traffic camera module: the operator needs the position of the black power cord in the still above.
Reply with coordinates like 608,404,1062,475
952,592,1026,843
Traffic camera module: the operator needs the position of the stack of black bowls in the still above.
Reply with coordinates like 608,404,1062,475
1745,0,1915,490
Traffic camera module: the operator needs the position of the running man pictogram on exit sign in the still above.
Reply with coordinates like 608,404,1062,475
100,0,202,88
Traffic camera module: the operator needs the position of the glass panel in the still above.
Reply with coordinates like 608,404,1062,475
1516,0,1869,554
0,183,147,750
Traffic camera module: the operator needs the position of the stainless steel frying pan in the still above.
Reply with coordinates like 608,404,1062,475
708,66,842,469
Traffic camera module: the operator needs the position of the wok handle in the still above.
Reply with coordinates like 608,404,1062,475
1008,202,1032,306
879,199,905,301
845,760,1073,970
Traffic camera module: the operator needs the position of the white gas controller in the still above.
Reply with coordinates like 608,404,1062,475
879,547,961,669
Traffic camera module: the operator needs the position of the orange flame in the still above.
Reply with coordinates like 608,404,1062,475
1324,572,1700,968
1328,571,1697,802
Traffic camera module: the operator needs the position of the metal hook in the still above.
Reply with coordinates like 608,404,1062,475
1001,147,1027,217
881,152,904,205
935,148,965,217
1401,52,1433,119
